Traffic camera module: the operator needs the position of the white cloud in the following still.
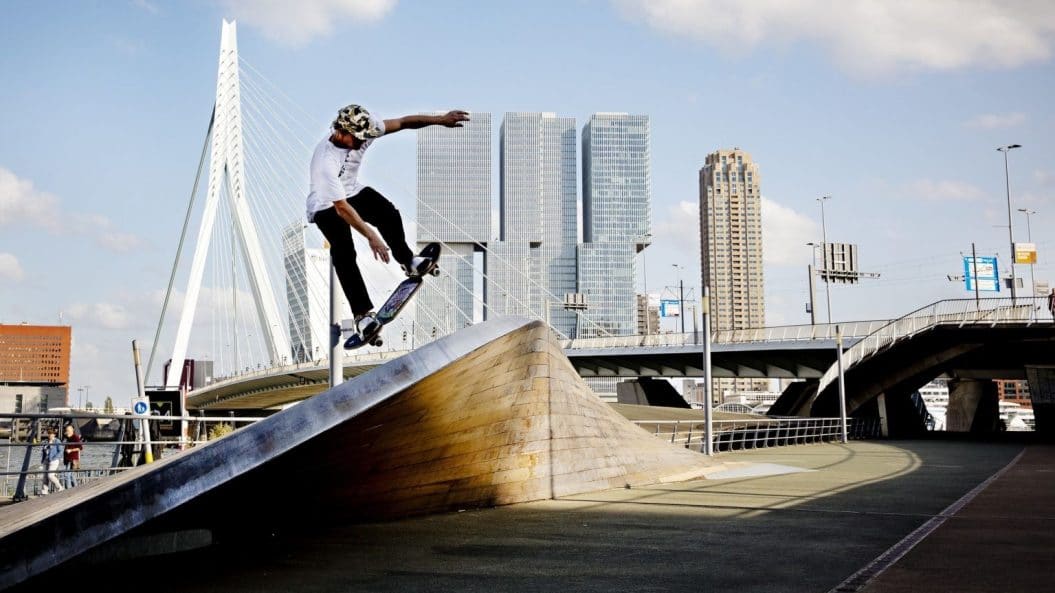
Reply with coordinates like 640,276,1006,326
655,197,816,267
965,112,1027,129
97,231,146,253
222,0,398,46
0,253,24,281
654,200,701,254
907,179,985,201
131,0,160,14
66,302,133,330
0,167,62,230
0,167,146,252
614,0,1055,76
761,196,818,266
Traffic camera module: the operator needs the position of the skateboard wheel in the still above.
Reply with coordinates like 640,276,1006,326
430,267,441,277
374,338,383,347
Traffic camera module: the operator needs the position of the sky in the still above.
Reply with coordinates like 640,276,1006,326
1,0,1053,405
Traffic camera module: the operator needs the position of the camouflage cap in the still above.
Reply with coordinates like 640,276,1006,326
334,104,382,140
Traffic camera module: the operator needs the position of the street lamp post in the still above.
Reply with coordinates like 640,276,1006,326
1017,208,1037,298
817,196,833,323
997,144,1022,301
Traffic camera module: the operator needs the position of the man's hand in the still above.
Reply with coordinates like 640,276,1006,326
438,110,469,128
368,233,391,263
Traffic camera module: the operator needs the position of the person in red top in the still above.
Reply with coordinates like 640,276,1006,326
63,424,83,489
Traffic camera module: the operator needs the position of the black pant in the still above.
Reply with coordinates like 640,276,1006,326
312,187,414,316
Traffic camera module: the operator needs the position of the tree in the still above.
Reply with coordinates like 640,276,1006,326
103,396,114,414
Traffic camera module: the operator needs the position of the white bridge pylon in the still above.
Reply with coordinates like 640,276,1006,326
166,20,290,388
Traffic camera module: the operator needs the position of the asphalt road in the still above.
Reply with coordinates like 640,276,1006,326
16,440,1024,593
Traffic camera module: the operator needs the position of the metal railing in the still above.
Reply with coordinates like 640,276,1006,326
0,411,262,502
561,320,891,350
816,297,1051,394
633,417,881,453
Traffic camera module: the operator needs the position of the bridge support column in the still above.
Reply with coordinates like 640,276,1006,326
1025,366,1055,438
947,379,1000,433
876,393,889,437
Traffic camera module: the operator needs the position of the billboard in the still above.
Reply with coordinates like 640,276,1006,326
660,299,681,317
820,243,860,284
145,389,182,437
963,256,1000,292
1014,242,1037,264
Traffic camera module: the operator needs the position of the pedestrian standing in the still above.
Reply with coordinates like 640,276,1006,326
40,428,64,495
1048,287,1055,321
63,424,83,489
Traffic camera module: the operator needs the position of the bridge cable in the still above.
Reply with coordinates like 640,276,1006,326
146,106,215,385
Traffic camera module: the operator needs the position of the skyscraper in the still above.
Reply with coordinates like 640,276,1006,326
579,113,651,337
415,112,492,340
487,113,577,337
282,223,349,363
699,148,765,399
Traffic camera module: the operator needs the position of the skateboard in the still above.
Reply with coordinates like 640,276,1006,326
344,242,441,349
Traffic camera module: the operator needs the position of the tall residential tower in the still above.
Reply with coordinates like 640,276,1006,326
699,148,766,398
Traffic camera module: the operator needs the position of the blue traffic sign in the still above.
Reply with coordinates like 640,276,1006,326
963,256,999,292
133,400,149,415
660,299,681,317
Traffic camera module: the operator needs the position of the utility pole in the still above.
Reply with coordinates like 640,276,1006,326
673,264,686,333
807,265,817,325
971,243,980,309
1018,208,1037,298
702,286,713,456
836,326,848,443
806,242,819,325
679,279,686,334
328,258,342,389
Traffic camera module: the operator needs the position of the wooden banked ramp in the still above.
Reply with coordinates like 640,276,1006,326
0,317,727,588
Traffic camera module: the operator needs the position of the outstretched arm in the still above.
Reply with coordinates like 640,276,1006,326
382,110,469,134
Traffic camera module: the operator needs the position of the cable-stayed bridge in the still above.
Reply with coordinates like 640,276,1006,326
147,20,614,392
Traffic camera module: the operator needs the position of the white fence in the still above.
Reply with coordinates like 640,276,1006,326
816,297,1051,394
562,320,890,350
633,417,881,453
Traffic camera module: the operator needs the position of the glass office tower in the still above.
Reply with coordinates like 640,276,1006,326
415,112,492,340
579,113,651,337
487,112,577,337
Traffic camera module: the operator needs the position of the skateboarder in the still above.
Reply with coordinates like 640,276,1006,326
307,104,468,339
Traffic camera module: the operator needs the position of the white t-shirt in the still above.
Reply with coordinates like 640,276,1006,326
305,118,386,222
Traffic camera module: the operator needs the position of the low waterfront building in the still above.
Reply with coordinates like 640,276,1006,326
0,323,72,414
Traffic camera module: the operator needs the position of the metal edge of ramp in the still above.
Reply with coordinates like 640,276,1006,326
0,316,537,590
